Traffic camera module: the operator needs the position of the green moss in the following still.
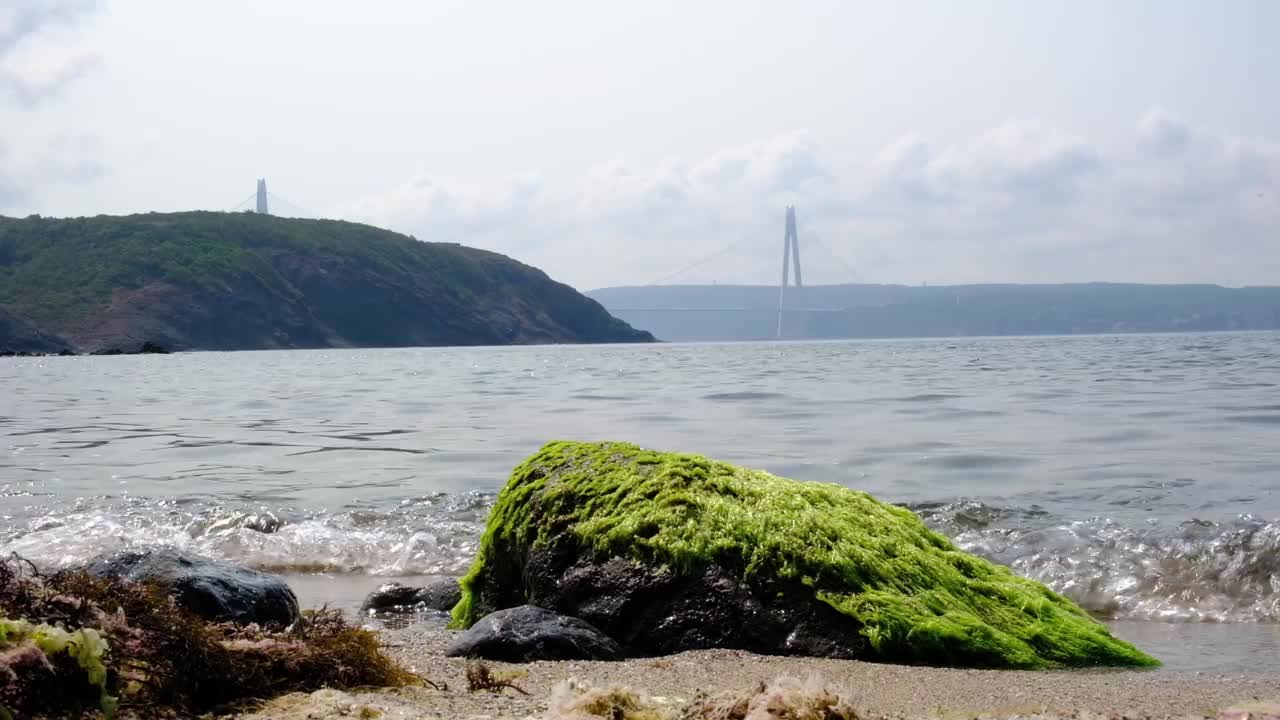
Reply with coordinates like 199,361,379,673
452,441,1159,670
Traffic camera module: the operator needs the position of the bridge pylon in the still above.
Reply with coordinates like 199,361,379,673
255,179,269,215
777,206,802,338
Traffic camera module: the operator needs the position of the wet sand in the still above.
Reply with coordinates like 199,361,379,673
235,623,1280,720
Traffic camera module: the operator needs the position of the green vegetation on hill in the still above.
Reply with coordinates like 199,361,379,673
454,441,1158,669
0,212,652,350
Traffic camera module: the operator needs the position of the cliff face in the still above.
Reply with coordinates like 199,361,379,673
0,212,653,352
0,305,70,353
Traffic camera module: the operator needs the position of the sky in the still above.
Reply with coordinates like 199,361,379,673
2,0,1279,290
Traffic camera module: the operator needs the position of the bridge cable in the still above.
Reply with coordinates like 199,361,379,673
228,192,257,212
644,236,759,286
806,233,860,283
267,192,320,218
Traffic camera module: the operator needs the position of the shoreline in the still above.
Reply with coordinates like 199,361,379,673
284,575,1280,678
5,328,1279,359
235,623,1280,719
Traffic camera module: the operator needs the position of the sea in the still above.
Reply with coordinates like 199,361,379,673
3,332,1279,674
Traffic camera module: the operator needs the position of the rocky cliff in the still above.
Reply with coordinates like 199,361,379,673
0,304,70,353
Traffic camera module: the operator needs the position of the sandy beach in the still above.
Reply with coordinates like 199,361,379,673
234,625,1280,720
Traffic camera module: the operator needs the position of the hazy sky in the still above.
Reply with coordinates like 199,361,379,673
3,1,1278,289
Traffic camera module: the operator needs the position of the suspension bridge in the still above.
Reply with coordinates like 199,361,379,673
228,179,856,340
227,178,316,218
597,204,859,339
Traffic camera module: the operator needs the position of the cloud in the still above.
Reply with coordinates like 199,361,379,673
0,1,105,212
0,0,101,104
0,144,20,208
341,132,841,284
1124,108,1279,213
0,135,105,212
928,122,1102,206
341,111,1280,289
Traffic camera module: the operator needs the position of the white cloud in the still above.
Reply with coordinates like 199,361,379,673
340,111,1280,289
926,122,1102,206
1124,108,1280,216
0,1,105,212
0,135,105,211
0,0,101,104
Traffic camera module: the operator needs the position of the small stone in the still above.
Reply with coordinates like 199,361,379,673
360,577,462,615
445,605,622,662
244,512,283,534
86,546,300,626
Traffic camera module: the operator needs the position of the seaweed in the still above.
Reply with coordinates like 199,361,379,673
451,441,1159,669
465,661,530,695
0,555,419,718
547,676,860,720
548,679,668,720
685,676,861,720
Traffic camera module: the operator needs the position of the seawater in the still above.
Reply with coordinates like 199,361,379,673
3,333,1279,673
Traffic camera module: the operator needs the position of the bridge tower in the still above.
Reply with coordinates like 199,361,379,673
255,178,269,214
776,205,802,338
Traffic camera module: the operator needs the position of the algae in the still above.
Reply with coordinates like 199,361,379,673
1,618,114,717
452,440,1158,669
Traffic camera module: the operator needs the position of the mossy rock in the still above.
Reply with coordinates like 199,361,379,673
451,441,1158,669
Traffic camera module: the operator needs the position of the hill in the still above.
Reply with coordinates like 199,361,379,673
0,212,653,352
588,283,1280,341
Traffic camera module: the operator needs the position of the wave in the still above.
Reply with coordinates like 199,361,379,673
4,494,1277,623
912,500,1280,623
0,493,492,577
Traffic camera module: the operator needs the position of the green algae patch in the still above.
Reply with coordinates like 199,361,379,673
452,441,1158,670
0,618,114,718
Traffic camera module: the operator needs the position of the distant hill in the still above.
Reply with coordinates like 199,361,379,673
0,212,652,352
588,283,1280,341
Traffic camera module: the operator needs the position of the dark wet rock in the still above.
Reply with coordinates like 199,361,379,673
90,341,170,355
502,553,865,659
445,605,622,662
242,512,282,534
86,547,300,626
201,511,283,536
360,577,461,615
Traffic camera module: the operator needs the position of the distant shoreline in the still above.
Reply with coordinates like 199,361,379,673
589,283,1280,343
7,327,1279,358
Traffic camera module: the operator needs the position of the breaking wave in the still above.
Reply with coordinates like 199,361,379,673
0,492,492,577
3,493,1277,623
912,500,1280,623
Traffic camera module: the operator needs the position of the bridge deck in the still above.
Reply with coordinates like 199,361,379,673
608,307,846,313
